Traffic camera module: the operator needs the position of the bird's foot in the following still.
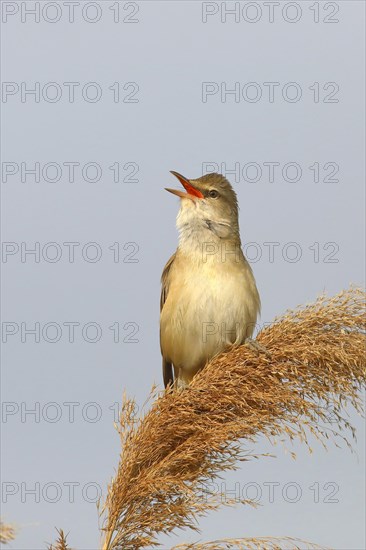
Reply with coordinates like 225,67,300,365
175,378,190,391
245,338,271,359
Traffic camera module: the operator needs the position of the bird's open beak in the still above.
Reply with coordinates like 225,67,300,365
165,171,204,199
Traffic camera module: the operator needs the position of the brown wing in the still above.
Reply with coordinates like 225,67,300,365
160,253,176,388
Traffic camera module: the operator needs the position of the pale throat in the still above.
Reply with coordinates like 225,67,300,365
176,200,241,262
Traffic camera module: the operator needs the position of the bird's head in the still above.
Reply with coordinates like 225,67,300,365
166,171,240,241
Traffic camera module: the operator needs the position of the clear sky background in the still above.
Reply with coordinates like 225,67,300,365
1,1,365,548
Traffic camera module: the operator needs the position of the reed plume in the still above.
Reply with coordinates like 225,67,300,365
3,288,365,549
0,520,16,544
172,537,324,549
48,528,71,550
100,287,366,549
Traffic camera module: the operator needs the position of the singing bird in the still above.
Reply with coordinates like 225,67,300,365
160,171,261,389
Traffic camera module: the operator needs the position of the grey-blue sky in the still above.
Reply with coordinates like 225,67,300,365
1,1,365,548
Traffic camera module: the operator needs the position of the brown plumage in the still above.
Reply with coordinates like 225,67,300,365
160,172,260,388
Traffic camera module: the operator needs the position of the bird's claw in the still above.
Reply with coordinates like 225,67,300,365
245,338,271,359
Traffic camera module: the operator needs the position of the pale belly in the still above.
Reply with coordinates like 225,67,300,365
160,259,259,380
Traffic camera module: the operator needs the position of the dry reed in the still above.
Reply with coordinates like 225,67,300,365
0,520,16,544
171,536,324,549
48,528,71,550
100,287,366,550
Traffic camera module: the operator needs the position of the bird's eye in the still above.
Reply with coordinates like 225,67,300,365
208,190,219,198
